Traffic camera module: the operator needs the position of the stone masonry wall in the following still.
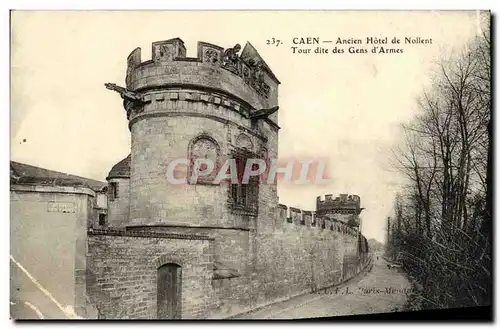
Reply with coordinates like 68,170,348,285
208,204,371,319
87,206,369,320
128,93,271,228
126,226,252,275
86,229,215,319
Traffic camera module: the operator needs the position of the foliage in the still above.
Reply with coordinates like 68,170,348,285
388,17,491,309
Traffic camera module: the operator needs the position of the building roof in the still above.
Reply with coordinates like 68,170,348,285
10,161,107,192
106,154,131,180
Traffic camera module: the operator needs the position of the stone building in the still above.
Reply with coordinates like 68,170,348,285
82,37,372,319
10,161,107,318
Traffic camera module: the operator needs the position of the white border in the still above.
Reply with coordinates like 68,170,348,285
0,1,497,10
2,1,498,329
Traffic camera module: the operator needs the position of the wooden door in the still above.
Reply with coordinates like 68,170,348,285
157,263,181,319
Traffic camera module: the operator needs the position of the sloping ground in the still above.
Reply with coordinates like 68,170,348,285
235,256,411,319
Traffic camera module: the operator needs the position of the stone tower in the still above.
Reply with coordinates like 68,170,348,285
316,194,363,227
104,38,280,230
92,38,279,318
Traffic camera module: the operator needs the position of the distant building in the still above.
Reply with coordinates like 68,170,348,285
316,194,364,227
10,161,107,319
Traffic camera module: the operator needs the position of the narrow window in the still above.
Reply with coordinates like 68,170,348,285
109,182,119,200
98,213,106,226
230,151,259,212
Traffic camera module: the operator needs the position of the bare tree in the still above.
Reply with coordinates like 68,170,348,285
389,15,491,309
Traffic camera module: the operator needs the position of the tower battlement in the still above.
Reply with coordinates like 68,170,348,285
104,37,281,228
316,194,362,215
124,38,279,111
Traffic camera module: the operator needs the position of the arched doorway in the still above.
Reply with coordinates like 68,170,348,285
157,263,182,319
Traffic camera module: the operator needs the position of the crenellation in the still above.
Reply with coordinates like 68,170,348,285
125,39,278,108
277,204,288,223
273,204,359,236
316,193,361,210
316,193,363,229
302,211,312,226
126,47,142,81
289,207,301,225
197,41,224,65
152,38,186,62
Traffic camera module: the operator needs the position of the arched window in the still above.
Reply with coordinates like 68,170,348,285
188,135,220,184
157,263,182,319
235,133,253,151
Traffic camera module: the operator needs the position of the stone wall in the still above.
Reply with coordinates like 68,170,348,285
126,225,252,275
208,204,370,319
86,229,215,319
85,203,371,320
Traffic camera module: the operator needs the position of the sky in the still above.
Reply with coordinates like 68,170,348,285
11,10,484,242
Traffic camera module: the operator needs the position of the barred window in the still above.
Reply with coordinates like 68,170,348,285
229,149,259,215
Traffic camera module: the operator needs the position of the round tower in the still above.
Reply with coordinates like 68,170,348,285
107,38,280,228
105,154,131,227
316,193,363,226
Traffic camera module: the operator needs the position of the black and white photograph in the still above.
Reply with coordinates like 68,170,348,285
8,9,493,321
